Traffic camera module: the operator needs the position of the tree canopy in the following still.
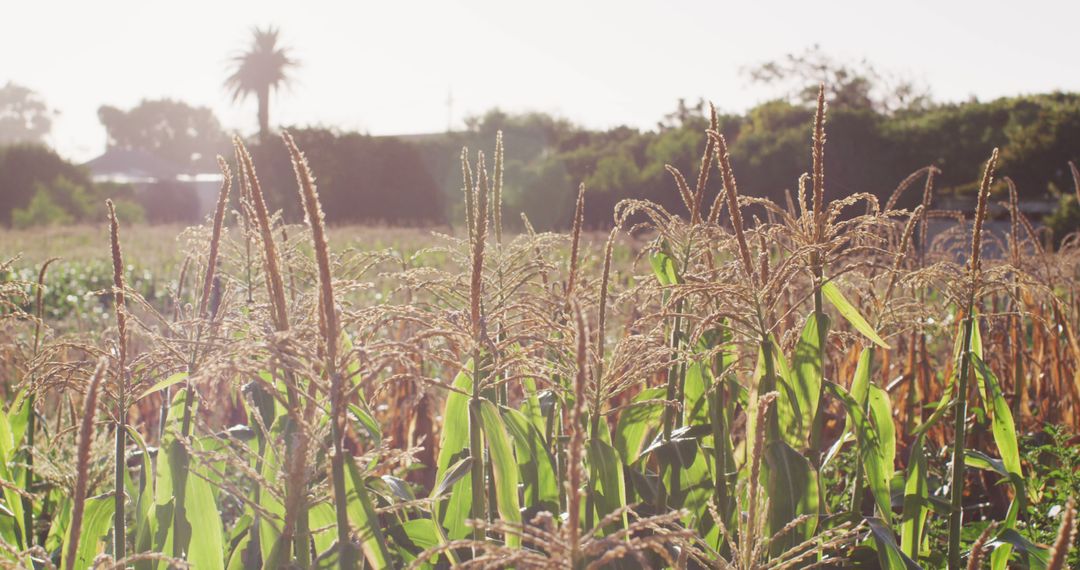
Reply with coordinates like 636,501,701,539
0,82,53,146
226,26,297,139
98,99,228,173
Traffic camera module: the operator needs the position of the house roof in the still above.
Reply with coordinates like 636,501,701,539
83,148,184,183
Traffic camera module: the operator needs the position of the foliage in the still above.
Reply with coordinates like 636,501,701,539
11,177,143,229
415,92,1080,230
98,99,229,172
0,82,53,146
247,127,445,224
0,144,94,225
225,26,297,138
744,44,933,114
12,177,143,228
1022,425,1080,569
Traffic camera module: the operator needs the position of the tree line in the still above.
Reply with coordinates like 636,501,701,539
2,90,1079,234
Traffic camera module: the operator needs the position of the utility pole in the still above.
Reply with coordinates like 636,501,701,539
446,87,454,132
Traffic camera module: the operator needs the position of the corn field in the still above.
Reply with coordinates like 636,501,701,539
1,88,1079,569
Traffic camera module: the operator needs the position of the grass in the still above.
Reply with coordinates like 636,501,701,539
1,92,1079,569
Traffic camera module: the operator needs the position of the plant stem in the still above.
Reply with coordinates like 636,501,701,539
760,338,780,443
947,313,977,570
658,243,692,512
114,390,126,560
329,409,354,568
808,268,827,457
657,298,683,512
710,331,733,554
22,396,34,548
468,354,487,546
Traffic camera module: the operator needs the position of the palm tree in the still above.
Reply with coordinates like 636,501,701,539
226,26,297,139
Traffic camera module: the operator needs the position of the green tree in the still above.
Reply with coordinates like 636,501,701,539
0,145,91,225
11,177,143,228
98,99,227,172
244,128,444,225
226,26,298,139
11,185,72,229
0,82,53,146
745,45,931,114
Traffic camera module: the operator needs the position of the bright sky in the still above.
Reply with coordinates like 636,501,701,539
5,0,1079,162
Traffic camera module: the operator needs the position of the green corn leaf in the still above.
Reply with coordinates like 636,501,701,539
794,313,829,444
771,341,805,449
397,518,441,566
821,280,890,349
826,382,892,523
649,251,679,286
7,392,28,456
433,457,473,499
823,345,870,462
345,458,392,567
0,407,26,550
127,427,156,569
850,346,873,406
866,516,922,570
308,503,335,557
433,364,473,540
683,359,711,427
256,417,286,564
613,387,665,465
971,356,1021,479
970,355,1024,570
900,436,929,560
765,441,818,553
991,529,1049,570
677,445,713,525
348,403,383,445
501,406,558,508
400,518,439,551
62,495,114,570
185,459,225,570
587,438,628,532
226,531,253,570
520,376,547,434
44,496,72,557
868,384,896,481
969,313,990,404
965,449,1008,476
478,400,522,547
137,372,189,401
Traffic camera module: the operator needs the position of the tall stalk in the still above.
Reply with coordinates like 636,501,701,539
169,159,231,562
1005,178,1024,421
23,257,56,547
64,359,106,570
158,257,189,441
235,137,308,564
808,85,830,456
285,132,355,568
106,200,128,562
567,304,590,567
467,151,490,546
947,149,998,570
585,228,616,529
657,240,691,512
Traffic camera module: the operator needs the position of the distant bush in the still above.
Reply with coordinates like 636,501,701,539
11,185,71,228
133,180,199,224
410,93,1080,230
247,128,446,226
0,144,93,225
11,176,143,228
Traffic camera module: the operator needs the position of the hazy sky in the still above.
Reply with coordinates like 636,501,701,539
5,0,1079,162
